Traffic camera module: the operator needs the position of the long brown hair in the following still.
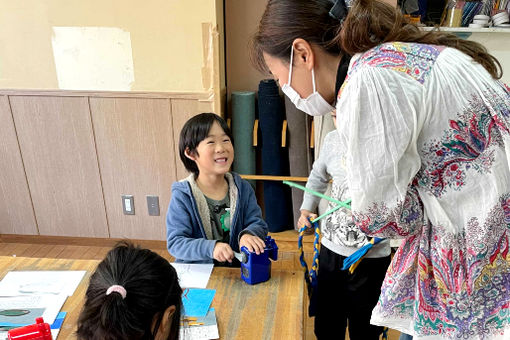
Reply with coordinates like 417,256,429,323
251,0,502,79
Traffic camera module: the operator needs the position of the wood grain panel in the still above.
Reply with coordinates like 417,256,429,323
89,97,177,240
9,96,108,237
0,96,38,234
170,98,215,179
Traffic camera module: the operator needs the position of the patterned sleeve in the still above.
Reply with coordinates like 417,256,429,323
337,67,426,238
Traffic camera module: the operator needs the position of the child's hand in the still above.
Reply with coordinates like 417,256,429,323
213,242,234,262
239,234,266,255
298,210,317,230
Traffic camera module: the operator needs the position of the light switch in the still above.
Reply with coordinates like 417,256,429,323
122,195,135,215
147,195,160,216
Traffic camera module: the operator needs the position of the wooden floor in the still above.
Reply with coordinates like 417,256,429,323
0,234,400,340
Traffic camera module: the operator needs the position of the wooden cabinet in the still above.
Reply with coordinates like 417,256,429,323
89,97,176,240
9,96,108,237
0,96,38,235
0,90,213,240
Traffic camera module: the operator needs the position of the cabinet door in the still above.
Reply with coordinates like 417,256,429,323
90,97,177,240
10,96,108,237
0,96,38,235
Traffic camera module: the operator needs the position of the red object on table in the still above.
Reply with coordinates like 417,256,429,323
7,317,53,340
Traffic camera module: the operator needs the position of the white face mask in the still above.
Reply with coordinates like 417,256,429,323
281,45,335,116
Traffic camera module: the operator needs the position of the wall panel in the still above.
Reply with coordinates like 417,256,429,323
9,96,108,237
0,96,38,235
89,97,177,240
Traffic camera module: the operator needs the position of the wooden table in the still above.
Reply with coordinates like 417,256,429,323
0,256,304,339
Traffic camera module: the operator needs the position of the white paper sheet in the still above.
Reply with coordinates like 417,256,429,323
180,308,219,340
170,263,214,289
0,271,86,297
0,294,66,326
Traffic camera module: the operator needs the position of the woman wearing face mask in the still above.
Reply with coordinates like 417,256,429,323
251,0,510,340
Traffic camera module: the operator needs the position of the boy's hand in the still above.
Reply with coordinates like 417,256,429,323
298,210,317,230
213,242,234,262
239,234,266,255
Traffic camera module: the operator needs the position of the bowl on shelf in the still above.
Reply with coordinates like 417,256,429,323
472,19,489,26
474,15,490,21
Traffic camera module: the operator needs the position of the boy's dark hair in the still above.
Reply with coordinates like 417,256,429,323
179,112,233,177
77,242,182,340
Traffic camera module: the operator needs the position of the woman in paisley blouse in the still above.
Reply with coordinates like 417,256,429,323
251,0,510,339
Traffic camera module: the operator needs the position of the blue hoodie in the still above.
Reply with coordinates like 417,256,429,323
166,172,268,262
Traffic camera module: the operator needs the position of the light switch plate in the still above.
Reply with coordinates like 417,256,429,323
122,195,135,215
147,195,160,216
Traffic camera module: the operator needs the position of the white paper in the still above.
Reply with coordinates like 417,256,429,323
51,26,135,91
0,271,86,297
180,308,219,340
170,263,214,289
0,294,66,326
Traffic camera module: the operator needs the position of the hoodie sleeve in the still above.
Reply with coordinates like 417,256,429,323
166,184,217,262
300,133,333,212
238,180,268,241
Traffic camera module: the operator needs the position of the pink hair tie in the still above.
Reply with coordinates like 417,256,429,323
106,285,127,299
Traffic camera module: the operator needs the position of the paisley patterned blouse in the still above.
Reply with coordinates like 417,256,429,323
336,42,510,339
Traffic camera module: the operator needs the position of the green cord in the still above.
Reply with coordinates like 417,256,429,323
283,180,352,223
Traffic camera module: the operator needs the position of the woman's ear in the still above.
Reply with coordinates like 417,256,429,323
292,38,314,71
184,148,196,161
153,305,177,340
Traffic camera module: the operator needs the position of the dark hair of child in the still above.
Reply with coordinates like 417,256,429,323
76,242,182,340
179,112,234,177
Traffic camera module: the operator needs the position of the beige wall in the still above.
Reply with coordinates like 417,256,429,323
225,0,269,97
469,34,510,84
0,0,224,98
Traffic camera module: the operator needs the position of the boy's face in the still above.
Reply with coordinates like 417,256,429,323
188,121,234,177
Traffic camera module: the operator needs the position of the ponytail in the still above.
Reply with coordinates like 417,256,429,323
77,242,182,340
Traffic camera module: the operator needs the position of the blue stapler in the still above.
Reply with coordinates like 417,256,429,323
238,236,278,285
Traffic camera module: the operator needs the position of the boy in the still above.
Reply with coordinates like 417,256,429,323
166,113,268,264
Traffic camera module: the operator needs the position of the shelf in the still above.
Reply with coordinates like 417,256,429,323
421,26,510,33
239,174,308,182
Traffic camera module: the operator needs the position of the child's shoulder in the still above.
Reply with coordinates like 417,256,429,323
228,172,250,189
171,175,193,194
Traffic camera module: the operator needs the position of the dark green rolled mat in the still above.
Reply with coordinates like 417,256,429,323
285,96,314,229
231,91,256,181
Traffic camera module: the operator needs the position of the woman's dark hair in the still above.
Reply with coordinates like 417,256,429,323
251,0,502,79
250,0,344,73
179,112,233,177
77,242,182,340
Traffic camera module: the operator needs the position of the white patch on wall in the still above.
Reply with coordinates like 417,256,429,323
51,27,135,91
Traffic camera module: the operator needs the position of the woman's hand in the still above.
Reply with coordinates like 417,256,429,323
239,234,266,255
213,242,234,262
298,209,317,230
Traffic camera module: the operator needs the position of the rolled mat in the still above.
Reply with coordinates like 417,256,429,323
258,79,293,232
231,91,256,183
285,96,313,229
